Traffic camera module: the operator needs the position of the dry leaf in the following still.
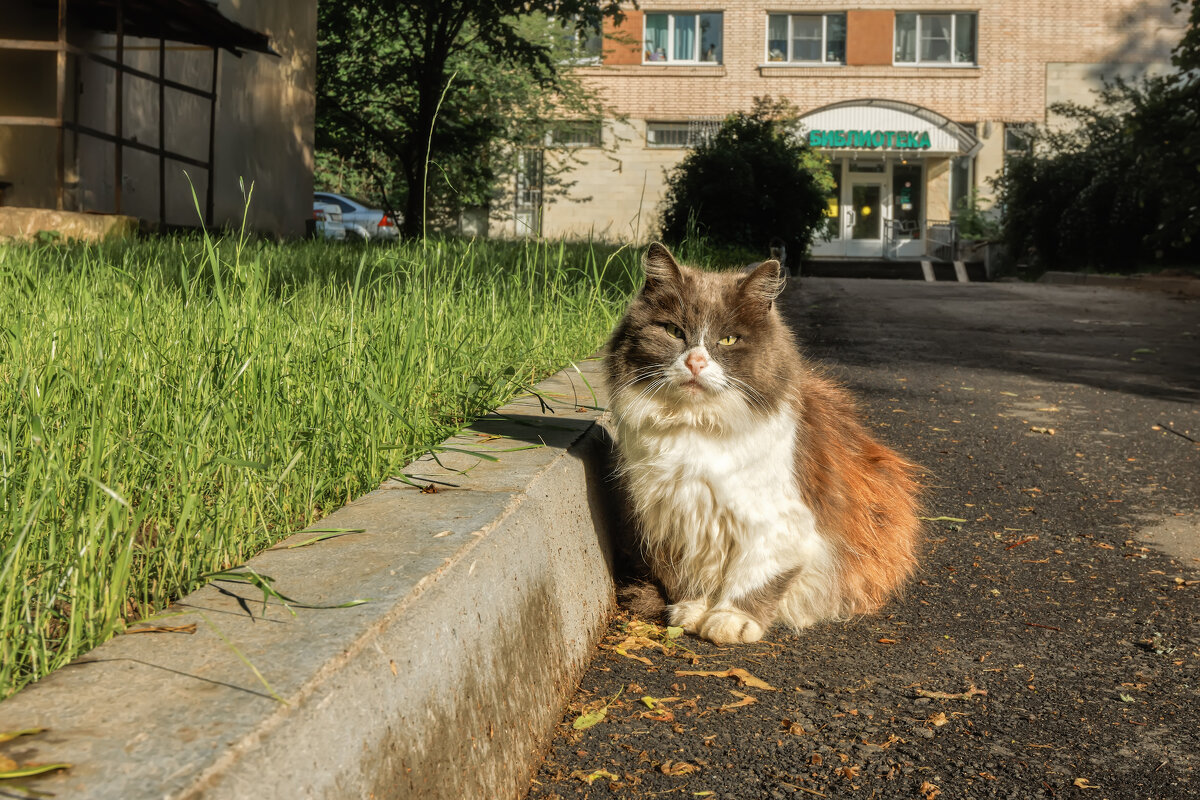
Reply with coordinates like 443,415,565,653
810,753,823,766
676,667,777,691
1074,777,1100,789
720,690,757,711
661,760,700,777
838,765,861,779
432,530,453,538
1030,426,1056,435
915,683,987,701
877,638,898,645
920,780,942,799
639,709,675,722
928,712,949,727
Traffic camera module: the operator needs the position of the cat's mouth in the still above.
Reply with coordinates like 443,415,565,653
681,378,707,394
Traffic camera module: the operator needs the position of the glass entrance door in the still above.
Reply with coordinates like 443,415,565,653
844,178,885,257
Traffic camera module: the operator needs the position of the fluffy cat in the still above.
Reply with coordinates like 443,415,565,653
605,243,920,644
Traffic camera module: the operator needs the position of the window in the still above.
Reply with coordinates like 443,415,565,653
644,12,723,63
548,120,602,147
950,155,973,214
895,12,977,65
646,118,719,148
766,13,846,63
1004,123,1034,154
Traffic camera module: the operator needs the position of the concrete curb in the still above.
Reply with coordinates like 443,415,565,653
1038,270,1200,297
0,359,620,799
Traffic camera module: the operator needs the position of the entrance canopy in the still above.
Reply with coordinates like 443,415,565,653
798,99,981,157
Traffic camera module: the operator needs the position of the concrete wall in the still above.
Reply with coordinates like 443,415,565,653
0,1,315,237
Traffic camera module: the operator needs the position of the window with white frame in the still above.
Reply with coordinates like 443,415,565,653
895,12,977,65
646,119,719,148
548,120,602,147
766,13,846,63
644,12,724,64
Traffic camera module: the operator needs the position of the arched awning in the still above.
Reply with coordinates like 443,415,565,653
797,99,981,157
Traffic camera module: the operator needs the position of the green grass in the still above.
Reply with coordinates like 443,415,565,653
0,233,638,698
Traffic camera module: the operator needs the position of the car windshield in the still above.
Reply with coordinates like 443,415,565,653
317,193,377,210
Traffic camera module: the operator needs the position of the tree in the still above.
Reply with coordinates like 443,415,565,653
317,1,623,237
658,98,833,261
993,1,1200,270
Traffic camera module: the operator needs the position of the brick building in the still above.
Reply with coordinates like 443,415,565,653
497,0,1184,256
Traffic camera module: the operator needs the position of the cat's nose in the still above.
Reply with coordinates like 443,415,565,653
685,350,708,376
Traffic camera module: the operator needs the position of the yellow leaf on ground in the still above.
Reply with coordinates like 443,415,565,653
676,667,778,691
720,690,758,711
572,707,607,730
928,712,949,727
572,768,619,785
1074,778,1100,789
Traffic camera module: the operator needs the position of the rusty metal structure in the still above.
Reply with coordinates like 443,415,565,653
0,0,274,225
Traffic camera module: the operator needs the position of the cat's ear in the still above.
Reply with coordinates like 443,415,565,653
642,242,683,290
738,259,785,311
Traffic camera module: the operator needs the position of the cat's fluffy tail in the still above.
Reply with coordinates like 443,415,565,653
617,580,668,623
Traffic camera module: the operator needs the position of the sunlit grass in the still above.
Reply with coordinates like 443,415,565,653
0,234,638,698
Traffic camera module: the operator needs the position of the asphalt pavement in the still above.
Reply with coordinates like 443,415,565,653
525,278,1200,800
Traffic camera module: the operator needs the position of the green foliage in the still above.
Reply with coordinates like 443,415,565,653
316,1,622,235
994,3,1200,271
0,235,638,698
953,192,1000,241
658,98,833,259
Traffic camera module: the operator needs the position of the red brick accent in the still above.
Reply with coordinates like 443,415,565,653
603,10,644,66
846,10,895,66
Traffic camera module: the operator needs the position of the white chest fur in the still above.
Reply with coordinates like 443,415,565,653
612,396,834,606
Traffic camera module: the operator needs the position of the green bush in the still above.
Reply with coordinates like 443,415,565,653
659,98,833,262
994,2,1200,272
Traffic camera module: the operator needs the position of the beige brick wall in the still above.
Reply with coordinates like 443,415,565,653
524,0,1185,241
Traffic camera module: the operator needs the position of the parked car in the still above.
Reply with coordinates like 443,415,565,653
313,192,401,241
312,201,347,241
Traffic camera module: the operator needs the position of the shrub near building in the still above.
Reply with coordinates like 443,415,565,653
659,98,833,262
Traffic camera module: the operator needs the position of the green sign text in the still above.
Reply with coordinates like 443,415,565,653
809,130,932,150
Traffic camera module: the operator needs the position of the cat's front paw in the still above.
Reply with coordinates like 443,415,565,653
667,599,708,631
698,609,765,644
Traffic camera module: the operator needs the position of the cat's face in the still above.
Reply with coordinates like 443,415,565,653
606,244,796,418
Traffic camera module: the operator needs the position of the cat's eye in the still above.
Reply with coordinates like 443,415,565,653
717,335,739,346
664,323,684,339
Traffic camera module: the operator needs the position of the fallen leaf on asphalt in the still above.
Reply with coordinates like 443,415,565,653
720,690,757,711
1074,777,1100,789
572,688,623,730
661,760,700,776
877,638,898,645
640,695,679,709
639,709,675,722
811,753,823,766
676,668,777,691
1030,426,1056,435
572,707,608,731
915,683,987,701
920,780,942,799
0,729,43,744
1119,693,1136,703
838,765,861,780
572,768,619,785
928,712,949,727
